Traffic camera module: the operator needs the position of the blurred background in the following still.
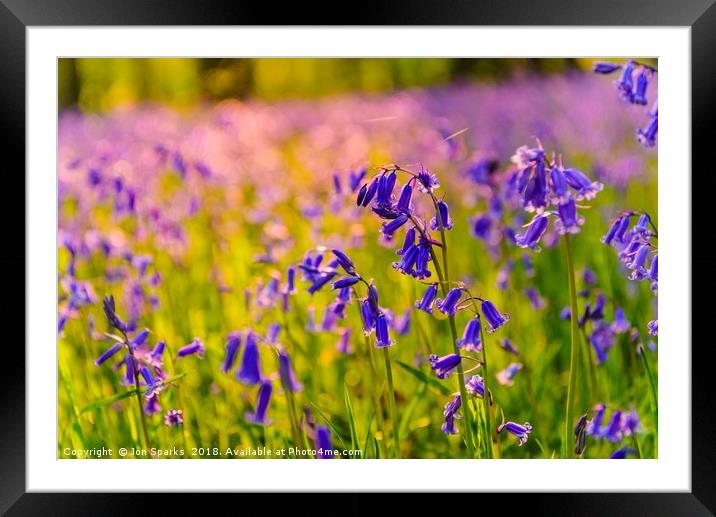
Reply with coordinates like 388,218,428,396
58,57,654,111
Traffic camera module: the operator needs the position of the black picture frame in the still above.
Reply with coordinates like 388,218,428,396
2,0,712,513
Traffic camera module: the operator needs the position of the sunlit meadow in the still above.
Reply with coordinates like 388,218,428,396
58,58,657,460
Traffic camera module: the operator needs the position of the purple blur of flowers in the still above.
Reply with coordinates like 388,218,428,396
164,409,184,427
315,425,334,459
374,313,395,348
622,407,641,436
429,353,461,379
236,332,263,385
245,380,273,426
436,287,463,317
524,287,547,310
278,350,303,393
336,327,352,354
481,300,510,333
612,308,631,334
602,410,623,443
497,418,533,446
177,337,205,359
415,283,438,314
648,319,658,336
455,318,482,352
496,362,523,386
500,338,520,356
221,332,241,373
609,446,636,459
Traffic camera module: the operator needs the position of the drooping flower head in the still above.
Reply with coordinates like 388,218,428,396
278,350,303,393
456,318,482,352
429,353,462,379
236,332,263,385
245,380,273,426
481,300,510,333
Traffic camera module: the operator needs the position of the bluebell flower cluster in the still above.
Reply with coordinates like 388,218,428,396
593,60,658,148
509,142,603,251
578,404,641,456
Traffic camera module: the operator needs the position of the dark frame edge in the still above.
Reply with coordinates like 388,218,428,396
2,0,714,514
0,0,26,516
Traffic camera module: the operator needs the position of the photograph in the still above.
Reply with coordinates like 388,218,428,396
56,57,658,461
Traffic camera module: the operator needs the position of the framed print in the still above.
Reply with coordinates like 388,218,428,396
2,0,714,512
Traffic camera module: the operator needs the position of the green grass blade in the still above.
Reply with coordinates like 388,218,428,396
396,360,452,396
343,384,360,456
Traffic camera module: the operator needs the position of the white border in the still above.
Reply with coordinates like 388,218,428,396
28,27,690,491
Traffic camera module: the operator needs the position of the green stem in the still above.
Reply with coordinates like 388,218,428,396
639,347,658,449
562,234,580,459
478,327,495,458
415,206,477,459
285,389,303,452
382,347,401,458
127,346,152,456
630,432,643,459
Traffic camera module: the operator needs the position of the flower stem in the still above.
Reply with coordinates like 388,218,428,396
127,346,152,456
420,201,477,459
478,326,498,458
562,234,580,459
382,347,401,458
639,347,658,449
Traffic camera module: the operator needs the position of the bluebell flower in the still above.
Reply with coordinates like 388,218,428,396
622,407,641,436
637,114,658,147
628,244,651,280
429,353,461,379
374,314,395,348
574,414,589,455
392,244,419,276
221,331,241,373
497,419,533,446
267,323,281,344
381,214,409,238
348,168,367,193
139,366,162,398
415,283,438,314
94,343,123,367
245,381,273,426
358,176,379,207
456,318,482,352
388,309,411,336
615,61,635,101
560,306,572,320
496,362,523,386
549,166,569,204
396,182,414,214
515,214,549,251
648,255,658,293
465,158,499,185
441,414,459,435
177,338,205,359
416,167,440,193
122,354,135,386
436,287,463,317
471,214,492,241
590,322,615,364
610,446,636,459
443,392,462,418
632,70,649,105
590,292,606,320
648,319,658,336
315,425,334,459
130,328,150,348
164,409,183,427
144,394,161,415
332,249,356,275
397,227,416,256
521,158,549,213
332,277,361,290
481,300,510,333
278,350,302,393
148,341,166,367
593,61,622,74
563,168,603,201
360,299,377,335
612,308,631,334
465,375,489,400
430,200,454,231
602,410,623,443
236,332,263,385
587,403,606,437
632,213,652,237
102,294,126,333
556,199,584,234
375,171,397,207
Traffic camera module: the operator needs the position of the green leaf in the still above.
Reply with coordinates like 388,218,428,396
79,372,190,415
398,380,427,438
309,402,348,450
343,384,360,457
396,360,452,396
